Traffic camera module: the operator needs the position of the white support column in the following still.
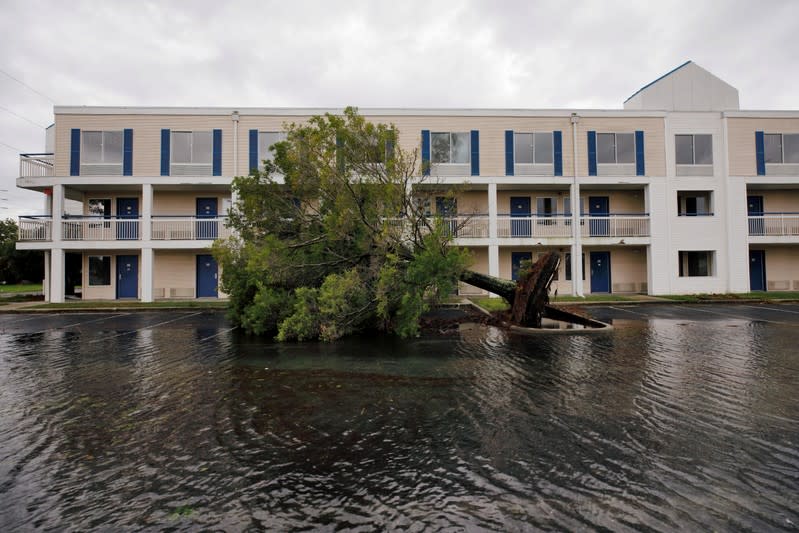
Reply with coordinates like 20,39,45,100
646,181,670,294
51,183,63,241
142,183,152,241
141,248,154,302
487,182,499,297
571,181,583,297
50,248,64,303
43,250,50,302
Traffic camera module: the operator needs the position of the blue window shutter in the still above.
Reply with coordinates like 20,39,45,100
587,131,597,176
421,130,430,176
755,131,765,175
505,130,514,176
70,129,80,176
470,130,479,176
212,129,222,176
385,134,395,162
123,129,133,176
553,131,563,176
635,130,645,176
160,129,170,176
336,134,344,173
249,129,258,172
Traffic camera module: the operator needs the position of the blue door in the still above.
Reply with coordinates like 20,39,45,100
510,197,531,237
116,198,139,240
435,196,457,236
747,195,764,236
196,198,218,239
116,255,138,299
511,251,532,281
590,251,611,293
196,254,218,298
749,250,766,291
589,196,609,237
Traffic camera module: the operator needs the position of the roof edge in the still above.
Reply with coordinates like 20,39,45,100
624,60,693,104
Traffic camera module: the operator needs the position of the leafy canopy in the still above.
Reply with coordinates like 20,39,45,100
214,107,471,340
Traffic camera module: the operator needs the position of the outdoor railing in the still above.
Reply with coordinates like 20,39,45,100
18,216,52,241
748,214,799,236
19,153,55,178
151,216,231,240
441,215,489,238
580,215,650,238
496,215,572,238
62,216,141,241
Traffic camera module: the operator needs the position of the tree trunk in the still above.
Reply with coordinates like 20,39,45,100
459,252,560,328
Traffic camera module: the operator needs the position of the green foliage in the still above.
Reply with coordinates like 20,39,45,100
214,108,472,341
0,219,44,284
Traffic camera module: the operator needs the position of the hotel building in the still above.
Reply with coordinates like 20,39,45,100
15,61,799,302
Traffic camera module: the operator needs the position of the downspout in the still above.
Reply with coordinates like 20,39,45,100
231,111,240,176
571,112,584,296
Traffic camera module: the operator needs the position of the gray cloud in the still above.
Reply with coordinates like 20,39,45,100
1,0,797,217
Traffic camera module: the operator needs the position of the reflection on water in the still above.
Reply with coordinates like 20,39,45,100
0,310,797,531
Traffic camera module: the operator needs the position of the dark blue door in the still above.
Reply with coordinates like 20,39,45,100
749,250,766,291
511,197,531,237
590,251,611,293
196,254,218,297
589,196,609,237
116,198,139,240
748,195,764,236
435,196,457,236
511,251,532,281
196,197,218,239
116,255,138,298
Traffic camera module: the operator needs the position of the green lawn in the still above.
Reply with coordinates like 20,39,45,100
551,294,640,303
31,300,228,310
0,283,43,293
468,296,510,312
659,291,799,302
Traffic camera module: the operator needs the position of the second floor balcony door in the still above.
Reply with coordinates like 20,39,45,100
511,197,531,237
116,198,139,240
589,196,610,237
197,198,218,240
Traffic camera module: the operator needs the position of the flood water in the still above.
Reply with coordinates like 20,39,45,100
1,305,798,531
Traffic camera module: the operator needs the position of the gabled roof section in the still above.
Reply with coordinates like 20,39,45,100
624,61,739,111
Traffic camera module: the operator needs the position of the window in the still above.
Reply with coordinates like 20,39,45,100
172,131,212,165
678,251,715,277
597,133,635,164
675,134,713,165
258,131,287,168
88,199,111,218
565,253,585,281
514,132,553,164
88,256,111,286
431,132,470,164
82,131,123,164
765,133,799,164
677,191,713,216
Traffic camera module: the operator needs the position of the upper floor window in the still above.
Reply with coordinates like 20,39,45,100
597,133,635,164
676,134,713,165
765,133,799,164
81,131,123,175
431,132,470,164
514,133,553,164
258,131,286,168
677,191,713,216
172,131,212,166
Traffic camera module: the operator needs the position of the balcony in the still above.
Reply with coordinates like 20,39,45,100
151,216,231,240
580,214,650,238
19,153,54,178
748,214,799,237
497,215,572,238
17,215,231,242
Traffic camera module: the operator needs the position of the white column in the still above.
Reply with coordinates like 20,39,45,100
43,250,50,302
141,248,154,302
487,182,500,296
51,183,63,241
50,248,64,303
142,183,152,241
571,182,583,296
646,181,670,294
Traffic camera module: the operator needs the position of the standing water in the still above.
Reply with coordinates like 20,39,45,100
0,306,797,530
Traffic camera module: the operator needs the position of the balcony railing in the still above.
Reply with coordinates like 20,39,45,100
20,153,54,178
497,216,572,238
151,216,231,240
748,214,799,236
441,215,489,238
62,216,141,241
18,216,52,241
17,215,231,242
581,215,650,238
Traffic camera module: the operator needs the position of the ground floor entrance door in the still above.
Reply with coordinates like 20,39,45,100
116,255,138,299
749,250,766,291
590,251,611,293
196,254,218,298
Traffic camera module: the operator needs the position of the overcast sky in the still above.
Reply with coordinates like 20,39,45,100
1,0,797,218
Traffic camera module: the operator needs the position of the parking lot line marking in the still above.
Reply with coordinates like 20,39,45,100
85,311,204,343
607,306,649,316
688,305,786,324
199,326,238,342
30,313,130,334
740,304,799,315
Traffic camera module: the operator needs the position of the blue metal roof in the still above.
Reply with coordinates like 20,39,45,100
624,60,692,104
